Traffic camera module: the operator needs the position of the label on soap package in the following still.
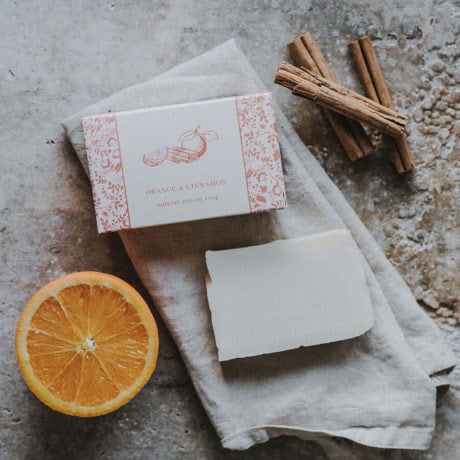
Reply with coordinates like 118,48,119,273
82,93,286,233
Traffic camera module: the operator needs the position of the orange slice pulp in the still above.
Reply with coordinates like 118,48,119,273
15,272,159,417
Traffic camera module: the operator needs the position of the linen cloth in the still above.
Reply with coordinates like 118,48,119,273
62,39,455,455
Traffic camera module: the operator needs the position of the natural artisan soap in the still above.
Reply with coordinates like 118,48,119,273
82,93,286,233
205,229,374,361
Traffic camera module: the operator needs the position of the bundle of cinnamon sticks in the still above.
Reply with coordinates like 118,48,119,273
275,33,414,173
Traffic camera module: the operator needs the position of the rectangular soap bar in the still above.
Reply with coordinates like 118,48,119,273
81,93,286,233
205,229,374,361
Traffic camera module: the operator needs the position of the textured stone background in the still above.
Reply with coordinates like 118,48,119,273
0,0,458,458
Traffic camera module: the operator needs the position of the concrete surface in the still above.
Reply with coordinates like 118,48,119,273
0,0,458,458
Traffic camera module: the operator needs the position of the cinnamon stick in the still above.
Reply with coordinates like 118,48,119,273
358,37,393,107
348,40,379,101
280,62,406,121
348,36,415,172
288,37,320,73
349,40,404,172
348,39,403,172
288,34,373,161
275,62,407,138
300,33,333,79
288,38,361,160
300,33,374,157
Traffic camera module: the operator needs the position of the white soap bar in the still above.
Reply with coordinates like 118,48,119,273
205,229,374,361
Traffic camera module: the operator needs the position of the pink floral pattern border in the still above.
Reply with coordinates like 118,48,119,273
82,114,131,232
235,93,286,213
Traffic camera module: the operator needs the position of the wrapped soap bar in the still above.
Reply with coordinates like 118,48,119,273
205,230,374,361
81,93,286,233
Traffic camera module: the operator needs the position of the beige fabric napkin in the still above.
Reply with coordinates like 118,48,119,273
62,39,455,455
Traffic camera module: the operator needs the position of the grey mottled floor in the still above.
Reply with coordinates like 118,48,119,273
1,1,458,459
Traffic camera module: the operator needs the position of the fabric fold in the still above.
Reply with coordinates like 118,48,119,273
62,39,455,453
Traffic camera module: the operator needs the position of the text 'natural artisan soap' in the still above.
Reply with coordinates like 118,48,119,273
205,229,374,361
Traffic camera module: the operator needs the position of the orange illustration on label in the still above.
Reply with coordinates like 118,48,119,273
142,125,219,167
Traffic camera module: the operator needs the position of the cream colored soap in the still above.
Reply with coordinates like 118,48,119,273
205,229,374,361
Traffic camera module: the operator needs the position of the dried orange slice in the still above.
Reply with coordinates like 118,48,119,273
15,272,159,417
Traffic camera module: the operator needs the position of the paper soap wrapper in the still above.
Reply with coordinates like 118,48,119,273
81,93,286,233
205,230,374,361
